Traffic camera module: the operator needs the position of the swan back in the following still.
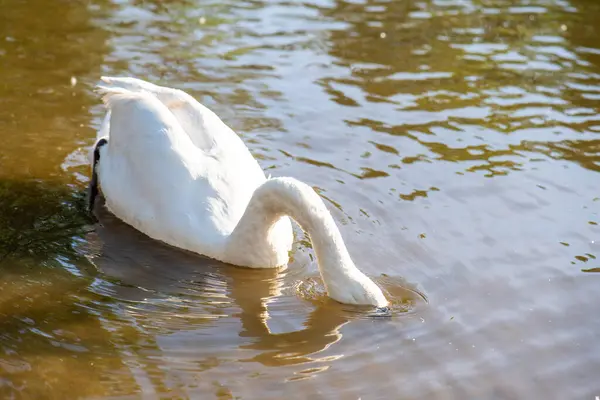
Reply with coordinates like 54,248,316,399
96,86,283,260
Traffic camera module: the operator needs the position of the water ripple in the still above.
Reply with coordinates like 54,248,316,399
1,0,600,398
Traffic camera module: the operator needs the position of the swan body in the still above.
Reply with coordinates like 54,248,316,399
90,76,388,307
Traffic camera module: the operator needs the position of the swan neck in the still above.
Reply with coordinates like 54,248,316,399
229,177,388,306
242,178,360,276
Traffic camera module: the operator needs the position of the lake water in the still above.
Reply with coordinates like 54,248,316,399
0,0,599,398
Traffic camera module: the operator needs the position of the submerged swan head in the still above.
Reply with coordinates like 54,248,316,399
228,177,389,307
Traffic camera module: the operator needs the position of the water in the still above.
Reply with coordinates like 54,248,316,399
1,0,599,398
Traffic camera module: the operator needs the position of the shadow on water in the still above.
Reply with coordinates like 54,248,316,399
0,179,93,265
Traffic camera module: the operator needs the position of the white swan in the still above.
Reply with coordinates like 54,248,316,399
89,76,388,307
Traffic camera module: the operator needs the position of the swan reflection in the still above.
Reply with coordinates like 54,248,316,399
88,199,352,372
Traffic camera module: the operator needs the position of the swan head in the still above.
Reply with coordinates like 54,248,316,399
322,266,389,307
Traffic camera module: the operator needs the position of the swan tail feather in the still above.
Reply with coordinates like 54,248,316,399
98,76,160,93
96,86,139,108
95,83,127,97
97,77,188,110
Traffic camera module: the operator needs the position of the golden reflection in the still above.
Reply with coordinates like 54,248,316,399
0,0,110,180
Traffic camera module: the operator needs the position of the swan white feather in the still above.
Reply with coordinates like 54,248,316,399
91,77,388,307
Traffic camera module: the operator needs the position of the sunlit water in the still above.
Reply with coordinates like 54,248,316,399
1,0,599,398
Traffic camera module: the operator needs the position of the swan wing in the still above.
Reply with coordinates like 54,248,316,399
96,85,266,257
96,76,267,211
98,77,247,157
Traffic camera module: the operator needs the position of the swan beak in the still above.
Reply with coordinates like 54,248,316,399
88,138,108,213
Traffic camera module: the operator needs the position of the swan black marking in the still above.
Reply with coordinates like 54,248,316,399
88,138,108,212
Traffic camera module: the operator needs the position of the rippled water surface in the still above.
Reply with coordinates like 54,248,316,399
1,0,599,398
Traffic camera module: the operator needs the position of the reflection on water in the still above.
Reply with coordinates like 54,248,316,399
90,203,422,370
1,0,599,398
